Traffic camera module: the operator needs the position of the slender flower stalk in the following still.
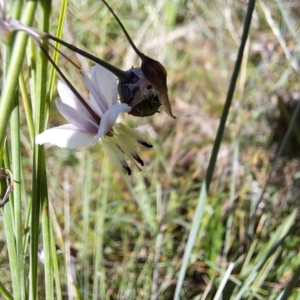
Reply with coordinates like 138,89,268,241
35,65,152,175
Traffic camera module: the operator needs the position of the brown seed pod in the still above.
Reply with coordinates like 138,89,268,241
102,0,176,119
118,68,161,117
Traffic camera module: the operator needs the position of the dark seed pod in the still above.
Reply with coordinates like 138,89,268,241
129,90,161,117
118,68,161,117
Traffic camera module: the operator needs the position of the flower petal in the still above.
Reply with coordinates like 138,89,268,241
35,124,95,149
92,103,131,145
57,81,97,121
90,65,118,106
56,100,98,133
81,71,109,114
88,94,104,117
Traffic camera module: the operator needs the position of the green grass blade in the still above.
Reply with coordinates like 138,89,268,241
278,264,300,300
174,183,208,299
0,280,13,300
224,140,239,258
234,209,297,299
35,1,53,299
82,154,92,299
213,262,235,300
46,4,69,298
50,223,63,300
29,1,52,298
123,173,157,234
93,158,110,300
41,160,54,300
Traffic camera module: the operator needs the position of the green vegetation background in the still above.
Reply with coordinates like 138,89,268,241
0,0,299,299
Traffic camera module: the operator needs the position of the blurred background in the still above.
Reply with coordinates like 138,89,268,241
1,0,300,299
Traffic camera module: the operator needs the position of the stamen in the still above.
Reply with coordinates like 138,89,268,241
132,153,144,166
134,163,142,172
116,144,124,153
121,161,131,175
138,139,153,148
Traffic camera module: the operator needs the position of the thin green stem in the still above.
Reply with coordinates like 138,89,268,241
19,72,34,144
0,1,37,155
46,0,68,108
31,1,53,298
41,156,53,300
82,155,92,300
30,0,52,298
10,97,26,299
10,0,24,20
0,280,13,300
26,38,37,120
93,158,110,300
50,223,62,300
204,0,255,191
174,1,256,298
2,146,20,299
47,2,68,299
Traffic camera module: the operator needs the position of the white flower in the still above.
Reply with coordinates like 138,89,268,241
36,65,152,174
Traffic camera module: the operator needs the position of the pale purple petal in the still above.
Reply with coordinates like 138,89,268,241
90,65,118,106
88,94,103,117
56,100,98,133
92,103,131,145
57,81,96,121
81,71,109,114
35,124,95,149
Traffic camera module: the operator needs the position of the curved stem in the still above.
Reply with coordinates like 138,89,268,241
44,33,131,82
102,0,145,60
